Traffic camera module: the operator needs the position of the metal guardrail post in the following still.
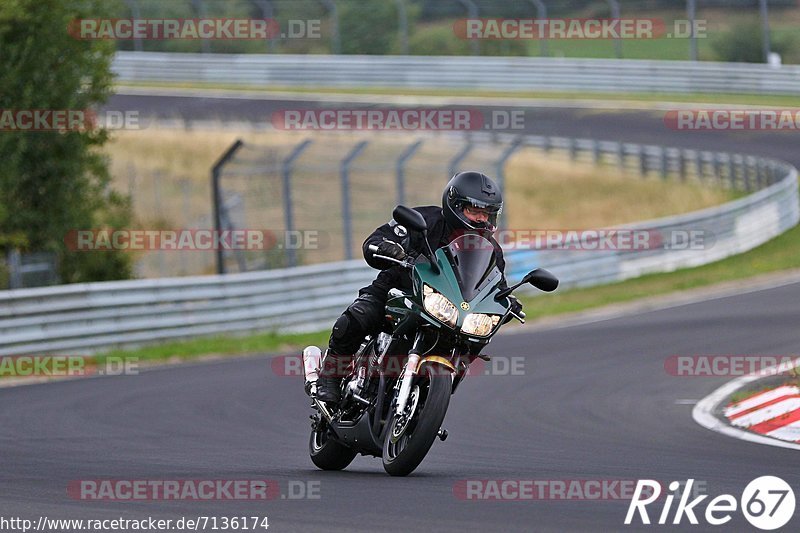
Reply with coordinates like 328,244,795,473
282,139,313,267
396,139,423,207
616,142,625,171
211,139,244,274
695,153,704,181
448,138,473,177
568,138,577,161
678,150,687,181
341,141,369,260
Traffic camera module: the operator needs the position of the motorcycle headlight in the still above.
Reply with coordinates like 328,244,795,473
423,284,458,328
461,313,501,337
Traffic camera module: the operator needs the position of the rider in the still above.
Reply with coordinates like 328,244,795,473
316,171,522,404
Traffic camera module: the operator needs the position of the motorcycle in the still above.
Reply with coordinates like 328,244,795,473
302,206,558,476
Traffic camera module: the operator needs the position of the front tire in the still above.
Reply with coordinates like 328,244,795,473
309,423,357,471
382,364,451,476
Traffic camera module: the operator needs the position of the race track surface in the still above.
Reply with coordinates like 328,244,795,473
1,95,796,532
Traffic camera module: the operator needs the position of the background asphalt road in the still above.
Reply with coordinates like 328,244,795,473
2,283,800,532
0,95,795,532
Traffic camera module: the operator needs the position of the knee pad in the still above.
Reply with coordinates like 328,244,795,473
331,313,352,341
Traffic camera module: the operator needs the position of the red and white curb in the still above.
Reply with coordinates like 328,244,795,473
693,358,800,451
725,385,800,443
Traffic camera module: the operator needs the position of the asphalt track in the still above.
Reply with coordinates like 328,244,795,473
1,95,798,532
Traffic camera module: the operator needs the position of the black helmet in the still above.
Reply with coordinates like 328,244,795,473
442,171,503,231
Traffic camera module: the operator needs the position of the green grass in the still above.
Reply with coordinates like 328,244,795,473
118,80,800,108
93,213,800,364
517,218,800,319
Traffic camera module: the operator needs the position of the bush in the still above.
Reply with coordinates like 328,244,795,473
340,0,397,55
0,0,133,283
711,21,794,63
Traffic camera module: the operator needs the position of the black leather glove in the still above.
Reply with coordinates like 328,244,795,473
376,239,406,260
509,295,523,316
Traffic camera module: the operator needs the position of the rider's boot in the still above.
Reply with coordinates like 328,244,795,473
316,349,346,404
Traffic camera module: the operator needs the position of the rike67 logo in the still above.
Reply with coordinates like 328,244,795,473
625,477,795,530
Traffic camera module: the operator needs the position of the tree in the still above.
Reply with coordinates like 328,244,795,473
0,0,132,283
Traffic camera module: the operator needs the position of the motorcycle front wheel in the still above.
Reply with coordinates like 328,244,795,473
382,364,451,476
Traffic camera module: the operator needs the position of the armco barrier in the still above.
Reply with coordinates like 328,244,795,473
112,52,800,96
1,135,796,356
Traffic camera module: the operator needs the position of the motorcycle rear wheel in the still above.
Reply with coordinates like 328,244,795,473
309,422,357,471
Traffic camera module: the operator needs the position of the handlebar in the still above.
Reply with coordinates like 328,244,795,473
368,244,413,269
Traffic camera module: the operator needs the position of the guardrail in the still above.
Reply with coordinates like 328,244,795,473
1,133,797,356
112,52,800,95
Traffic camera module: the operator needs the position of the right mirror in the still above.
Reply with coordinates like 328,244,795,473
526,268,559,292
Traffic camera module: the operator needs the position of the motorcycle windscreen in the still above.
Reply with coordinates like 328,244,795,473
444,234,502,301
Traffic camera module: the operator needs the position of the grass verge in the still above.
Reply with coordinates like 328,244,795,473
118,81,800,108
94,216,800,364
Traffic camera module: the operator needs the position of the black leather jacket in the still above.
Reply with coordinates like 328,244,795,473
360,205,507,299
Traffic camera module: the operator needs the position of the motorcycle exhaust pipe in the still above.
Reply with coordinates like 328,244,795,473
302,346,322,397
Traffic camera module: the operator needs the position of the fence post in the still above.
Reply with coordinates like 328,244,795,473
319,0,341,54
448,138,473,177
396,139,423,207
495,136,523,231
395,0,409,55
728,154,737,190
7,249,21,289
282,139,313,267
616,142,625,171
191,0,211,53
743,156,753,192
211,139,244,274
677,149,687,181
529,0,548,56
123,0,143,51
457,0,480,55
341,141,369,260
254,0,277,53
592,139,601,165
639,146,647,177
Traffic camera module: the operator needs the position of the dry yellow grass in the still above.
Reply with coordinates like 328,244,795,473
103,127,733,277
